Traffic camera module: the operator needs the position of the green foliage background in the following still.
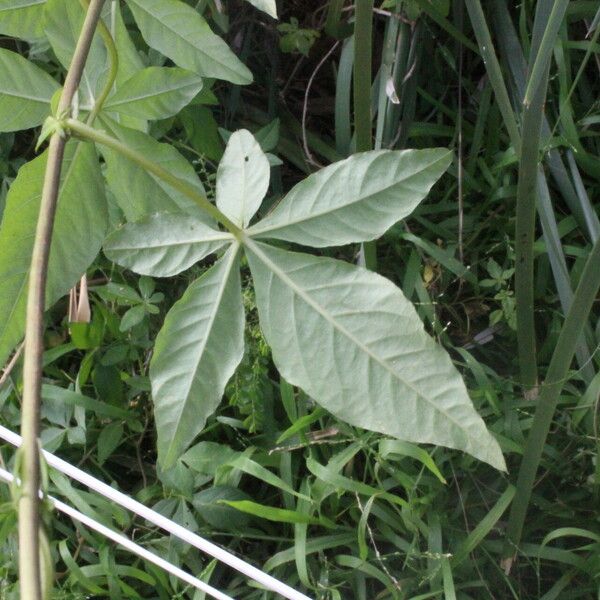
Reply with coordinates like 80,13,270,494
0,0,599,598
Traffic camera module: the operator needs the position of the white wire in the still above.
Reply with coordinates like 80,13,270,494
0,467,234,600
0,424,312,600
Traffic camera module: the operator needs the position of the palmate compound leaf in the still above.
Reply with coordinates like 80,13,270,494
0,48,60,132
248,148,452,247
103,67,203,122
216,129,270,228
0,0,46,41
0,141,107,369
104,212,233,278
150,244,245,467
126,0,253,85
245,240,506,471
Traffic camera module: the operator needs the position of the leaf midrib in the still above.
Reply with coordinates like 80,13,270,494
108,231,231,252
105,78,201,110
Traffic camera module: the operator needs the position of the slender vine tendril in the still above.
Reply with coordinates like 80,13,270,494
78,0,120,122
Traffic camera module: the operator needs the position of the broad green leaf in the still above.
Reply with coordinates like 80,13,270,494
248,148,452,247
109,1,147,132
150,245,245,467
44,0,107,110
99,117,211,223
0,0,46,40
245,241,506,471
222,500,333,527
0,49,59,132
245,0,277,18
126,0,253,85
104,67,203,121
104,212,232,277
0,142,107,368
216,130,270,228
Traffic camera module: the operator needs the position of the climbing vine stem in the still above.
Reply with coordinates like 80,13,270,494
19,2,107,598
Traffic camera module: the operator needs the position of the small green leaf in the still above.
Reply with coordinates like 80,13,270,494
216,130,270,228
104,212,232,278
150,245,245,467
0,48,59,132
36,115,66,151
248,148,452,247
104,67,203,121
378,439,446,484
245,241,506,470
119,304,146,332
126,0,253,85
97,422,124,465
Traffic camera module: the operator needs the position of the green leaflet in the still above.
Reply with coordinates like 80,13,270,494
216,130,271,228
0,0,46,40
126,0,253,85
44,0,107,110
99,116,212,223
150,245,245,467
244,0,277,18
104,67,203,121
0,48,59,132
0,141,107,369
245,240,505,471
248,148,452,247
104,212,231,277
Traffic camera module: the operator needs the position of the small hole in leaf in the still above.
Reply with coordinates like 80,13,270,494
244,156,249,162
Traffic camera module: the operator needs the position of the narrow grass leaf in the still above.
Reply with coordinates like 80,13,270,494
221,500,333,527
451,485,515,566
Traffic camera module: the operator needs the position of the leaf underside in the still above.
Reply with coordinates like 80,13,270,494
249,148,452,247
246,241,505,471
104,212,230,278
150,245,245,467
